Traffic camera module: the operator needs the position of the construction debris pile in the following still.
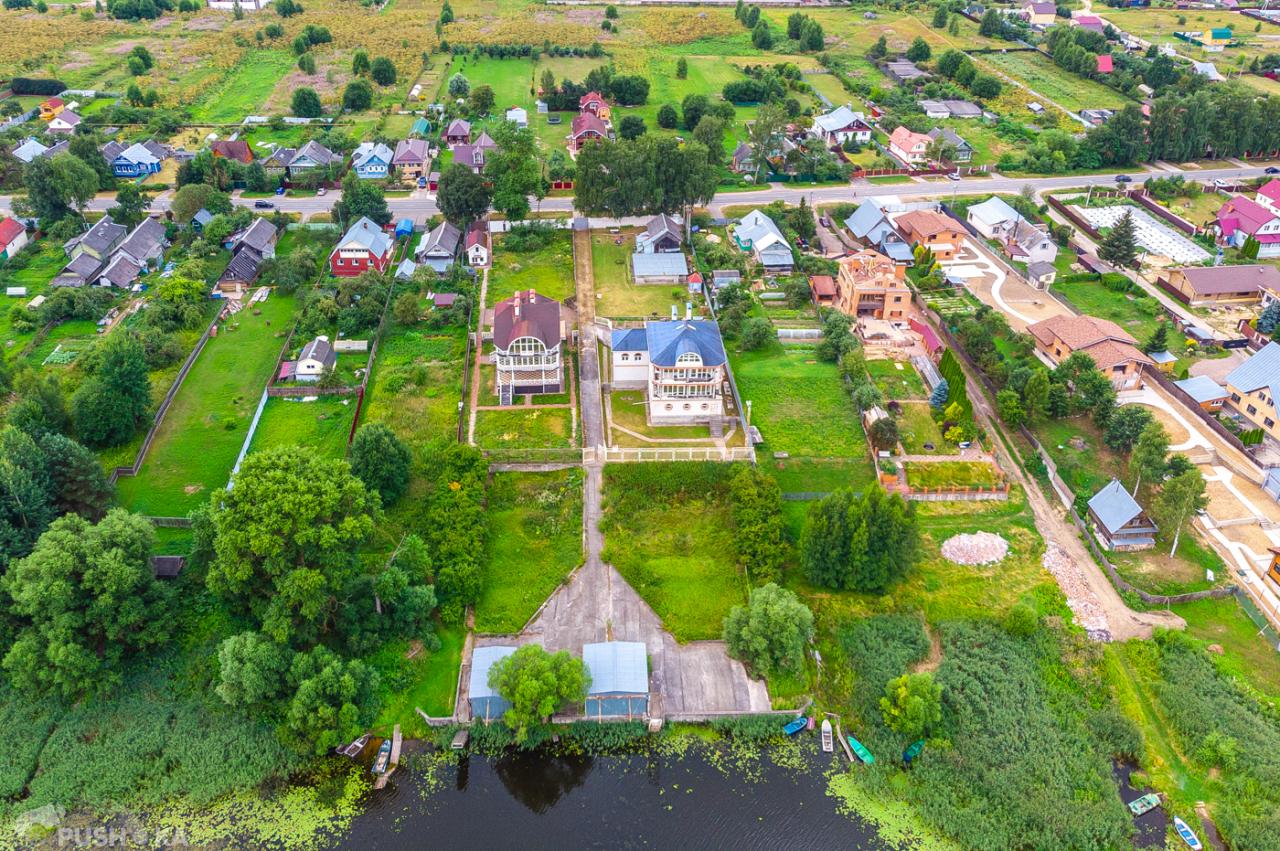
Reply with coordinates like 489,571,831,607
941,532,1009,565
1041,542,1110,637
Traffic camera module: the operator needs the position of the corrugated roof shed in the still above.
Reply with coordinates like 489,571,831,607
1225,340,1280,402
632,252,689,278
469,645,517,701
583,641,648,696
1175,375,1229,404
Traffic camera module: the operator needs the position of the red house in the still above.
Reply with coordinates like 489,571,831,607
578,91,610,118
329,216,393,276
569,112,610,153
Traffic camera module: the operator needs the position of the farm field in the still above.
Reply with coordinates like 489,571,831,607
1103,9,1275,62
474,469,583,634
731,344,868,459
247,395,358,460
979,50,1132,112
487,231,576,304
115,292,296,517
592,230,692,319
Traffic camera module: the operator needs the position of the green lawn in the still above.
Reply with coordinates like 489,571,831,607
904,460,1001,489
360,325,467,451
0,241,75,360
487,231,576,304
899,402,948,455
474,469,583,633
592,230,691,319
979,51,1132,112
601,468,746,642
188,50,295,124
1175,595,1280,701
248,396,358,459
1050,276,1165,343
866,357,927,401
370,624,466,736
609,389,712,442
1033,414,1123,500
115,293,296,517
474,406,576,451
766,457,877,495
731,345,868,459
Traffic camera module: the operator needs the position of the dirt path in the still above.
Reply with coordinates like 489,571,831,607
465,266,489,445
573,225,604,452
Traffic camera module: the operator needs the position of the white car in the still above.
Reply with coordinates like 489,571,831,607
947,172,961,181
316,187,327,196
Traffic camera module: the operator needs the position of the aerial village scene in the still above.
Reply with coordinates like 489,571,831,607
7,0,1280,847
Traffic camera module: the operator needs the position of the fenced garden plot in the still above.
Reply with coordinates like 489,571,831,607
248,396,359,460
487,230,576,304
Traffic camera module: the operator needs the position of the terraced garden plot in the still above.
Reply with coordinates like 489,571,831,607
979,51,1131,112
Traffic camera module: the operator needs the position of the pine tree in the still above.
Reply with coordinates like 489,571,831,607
929,378,949,410
1098,210,1139,268
1258,300,1280,334
1144,321,1169,354
932,4,949,28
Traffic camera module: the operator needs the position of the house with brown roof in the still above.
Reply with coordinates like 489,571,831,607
579,91,611,119
465,221,490,267
569,112,610,153
894,209,966,260
211,140,253,164
491,290,564,404
1027,314,1152,388
831,249,910,320
1161,265,1280,307
392,139,429,181
809,275,837,307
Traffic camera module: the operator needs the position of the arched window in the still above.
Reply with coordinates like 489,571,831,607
676,352,701,366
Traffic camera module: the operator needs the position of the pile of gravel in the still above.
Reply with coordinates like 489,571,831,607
941,531,1009,566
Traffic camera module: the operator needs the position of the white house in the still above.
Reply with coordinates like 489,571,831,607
491,290,563,404
295,336,336,381
966,196,1023,240
465,221,490,267
610,313,728,426
809,105,872,146
888,126,931,166
47,110,81,134
732,210,793,273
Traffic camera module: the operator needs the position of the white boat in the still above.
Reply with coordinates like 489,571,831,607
1174,816,1203,850
821,719,833,753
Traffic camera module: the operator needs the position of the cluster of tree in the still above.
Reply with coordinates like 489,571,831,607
734,1,774,50
486,644,589,743
107,0,173,21
351,50,398,87
333,170,391,226
933,49,1003,100
15,146,111,228
413,444,489,621
1046,24,1183,98
446,41,605,60
275,0,303,15
784,12,825,52
125,44,153,77
978,6,1027,41
482,123,545,221
177,147,274,195
723,68,787,106
291,23,331,59
296,270,391,340
655,92,735,135
7,77,66,96
801,487,920,593
206,447,439,753
728,467,786,584
538,65,649,111
574,134,718,224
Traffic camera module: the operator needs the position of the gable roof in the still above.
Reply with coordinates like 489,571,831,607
1028,313,1137,349
896,209,961,239
291,140,337,166
571,111,609,139
221,245,264,283
0,217,25,247
583,641,648,696
210,139,253,163
735,209,791,255
640,213,682,246
299,336,336,369
99,252,142,288
927,127,971,151
1027,260,1056,279
416,220,462,257
335,216,392,257
50,110,81,128
813,105,868,133
234,218,278,254
967,196,1021,228
1175,375,1230,405
1226,340,1280,402
115,217,167,263
1191,61,1224,81
445,118,471,138
1176,264,1280,296
493,290,561,350
1217,195,1277,236
611,327,648,352
451,142,490,170
1096,54,1114,74
465,221,488,250
1257,179,1280,206
11,137,48,163
889,125,930,151
192,208,214,226
579,90,607,108
70,214,127,255
263,146,296,169
645,319,726,367
1088,479,1147,534
845,202,893,241
352,141,393,168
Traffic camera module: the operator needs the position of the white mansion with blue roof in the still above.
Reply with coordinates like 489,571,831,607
611,316,728,426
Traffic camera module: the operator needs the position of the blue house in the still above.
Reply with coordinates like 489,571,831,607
102,140,167,178
468,645,517,722
583,641,649,719
351,142,393,180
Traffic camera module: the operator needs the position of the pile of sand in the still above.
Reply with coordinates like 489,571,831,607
941,531,1009,566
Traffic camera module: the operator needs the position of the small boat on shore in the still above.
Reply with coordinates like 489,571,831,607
1128,793,1161,816
847,735,875,765
371,739,392,776
1173,816,1203,850
783,716,808,736
821,719,833,753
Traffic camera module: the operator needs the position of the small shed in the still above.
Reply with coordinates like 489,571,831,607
632,252,689,284
395,219,414,239
583,641,649,719
1174,375,1228,410
469,645,517,722
1087,479,1157,551
1147,349,1177,373
150,555,186,579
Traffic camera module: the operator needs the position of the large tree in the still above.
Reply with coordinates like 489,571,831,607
436,163,492,228
1129,420,1170,494
70,332,151,447
746,102,788,183
723,582,813,675
1152,467,1207,556
1103,404,1153,453
170,182,232,224
333,170,390,226
880,672,943,741
801,487,919,592
107,182,149,229
3,509,170,698
0,427,56,569
283,645,380,755
348,423,411,506
291,87,323,118
207,446,379,645
1098,210,1140,268
489,644,590,742
18,154,98,225
484,123,542,221
729,466,786,584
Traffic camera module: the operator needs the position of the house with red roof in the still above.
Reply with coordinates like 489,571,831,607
569,112,610,153
0,217,28,261
1255,179,1280,217
1071,14,1106,34
465,221,489,267
578,91,611,120
1216,194,1280,259
1096,54,1114,74
887,125,932,166
211,140,254,164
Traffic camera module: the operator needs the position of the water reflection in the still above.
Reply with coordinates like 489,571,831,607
492,749,594,814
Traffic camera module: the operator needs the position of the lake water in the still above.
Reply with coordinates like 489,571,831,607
338,745,890,850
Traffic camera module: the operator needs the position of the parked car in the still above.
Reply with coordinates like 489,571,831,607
1213,179,1230,188
316,187,326,196
274,186,285,196
947,172,961,181
1114,174,1132,183
819,215,832,228
254,200,274,209
1267,167,1280,175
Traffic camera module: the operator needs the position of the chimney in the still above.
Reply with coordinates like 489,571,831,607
685,302,692,321
670,305,678,320
514,296,521,319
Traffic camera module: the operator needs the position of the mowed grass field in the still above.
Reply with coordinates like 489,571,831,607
115,293,295,517
487,231,576,303
731,344,868,459
188,50,296,123
248,396,358,459
592,230,690,318
979,51,1131,112
474,469,583,633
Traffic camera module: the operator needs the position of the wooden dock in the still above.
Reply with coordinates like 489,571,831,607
372,725,402,790
834,722,855,764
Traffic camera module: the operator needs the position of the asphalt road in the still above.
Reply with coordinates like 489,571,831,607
2,164,1274,221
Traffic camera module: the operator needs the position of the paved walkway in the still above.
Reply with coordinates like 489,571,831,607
942,240,1071,332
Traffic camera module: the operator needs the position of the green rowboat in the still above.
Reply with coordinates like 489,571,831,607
847,735,875,765
1128,793,1161,816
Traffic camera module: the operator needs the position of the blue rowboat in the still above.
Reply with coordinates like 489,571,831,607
1173,816,1202,850
783,716,807,736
